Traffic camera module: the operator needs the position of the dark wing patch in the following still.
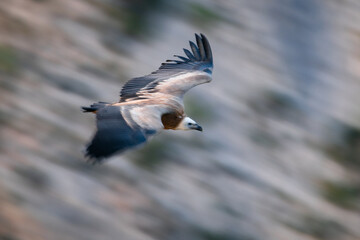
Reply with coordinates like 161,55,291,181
160,33,213,71
85,106,155,163
119,33,213,102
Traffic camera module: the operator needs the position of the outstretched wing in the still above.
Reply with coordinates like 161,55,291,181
85,104,162,163
120,33,213,102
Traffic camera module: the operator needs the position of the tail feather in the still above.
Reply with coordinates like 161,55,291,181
82,102,109,113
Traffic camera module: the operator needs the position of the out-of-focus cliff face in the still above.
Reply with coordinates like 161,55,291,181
1,0,360,239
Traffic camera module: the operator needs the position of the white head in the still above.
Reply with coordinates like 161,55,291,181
175,117,203,131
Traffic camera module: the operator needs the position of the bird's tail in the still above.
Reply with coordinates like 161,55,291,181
81,102,109,113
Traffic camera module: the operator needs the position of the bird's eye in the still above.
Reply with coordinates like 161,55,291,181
188,123,192,126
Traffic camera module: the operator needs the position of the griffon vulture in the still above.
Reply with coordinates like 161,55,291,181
82,33,213,163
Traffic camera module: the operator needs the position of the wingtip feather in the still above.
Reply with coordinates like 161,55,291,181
199,33,212,63
195,34,205,61
183,48,196,60
189,41,200,60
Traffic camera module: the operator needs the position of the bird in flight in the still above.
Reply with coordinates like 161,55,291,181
82,33,213,163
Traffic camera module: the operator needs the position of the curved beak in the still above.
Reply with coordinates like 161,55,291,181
193,124,203,132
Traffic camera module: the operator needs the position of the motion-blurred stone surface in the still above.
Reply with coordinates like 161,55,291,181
0,0,360,239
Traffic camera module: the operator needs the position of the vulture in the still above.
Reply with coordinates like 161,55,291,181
82,33,213,163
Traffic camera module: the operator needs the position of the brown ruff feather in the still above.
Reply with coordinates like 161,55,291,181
161,112,184,129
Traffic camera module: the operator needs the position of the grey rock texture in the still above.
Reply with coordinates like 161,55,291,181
0,0,360,240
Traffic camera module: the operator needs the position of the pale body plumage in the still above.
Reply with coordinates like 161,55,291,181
82,34,213,163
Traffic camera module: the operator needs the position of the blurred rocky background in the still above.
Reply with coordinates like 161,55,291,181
1,0,360,239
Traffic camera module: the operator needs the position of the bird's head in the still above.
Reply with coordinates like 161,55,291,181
175,117,202,131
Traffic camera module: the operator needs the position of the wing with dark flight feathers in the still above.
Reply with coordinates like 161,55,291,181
84,105,158,163
119,33,213,102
